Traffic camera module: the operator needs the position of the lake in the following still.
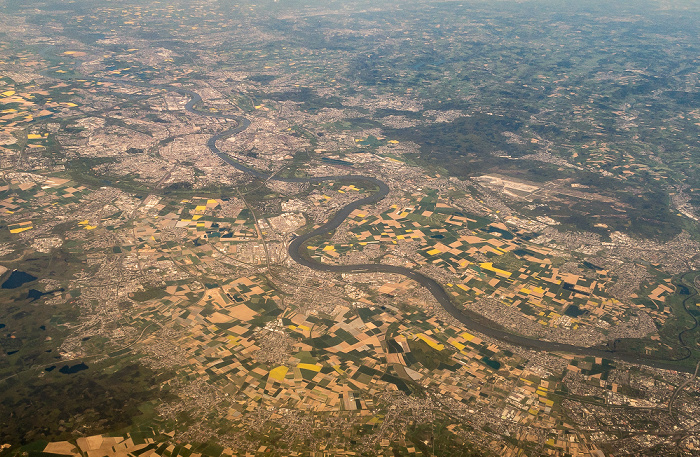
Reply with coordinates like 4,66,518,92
2,270,38,289
59,362,89,374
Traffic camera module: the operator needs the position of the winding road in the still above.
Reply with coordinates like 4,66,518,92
114,81,697,373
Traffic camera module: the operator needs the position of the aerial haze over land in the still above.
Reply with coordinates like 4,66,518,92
1,0,700,455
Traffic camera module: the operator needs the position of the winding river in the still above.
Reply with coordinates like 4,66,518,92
108,82,695,373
